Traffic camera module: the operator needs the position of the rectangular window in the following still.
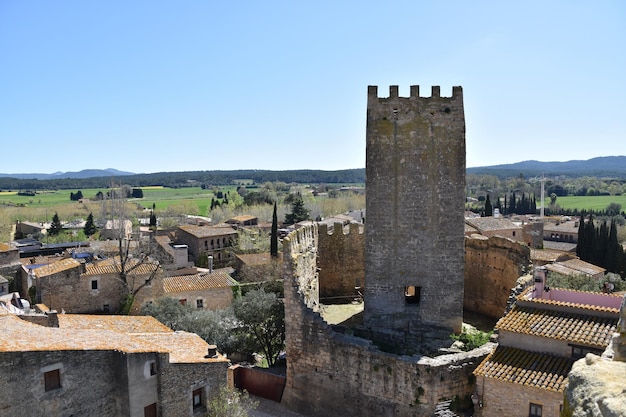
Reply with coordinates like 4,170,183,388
44,369,61,392
179,299,187,306
404,286,421,304
150,361,157,376
193,388,204,410
529,403,542,417
91,279,98,290
196,299,204,309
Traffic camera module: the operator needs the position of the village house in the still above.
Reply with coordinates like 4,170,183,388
27,255,163,314
100,219,133,240
465,216,523,242
175,224,237,267
225,215,258,228
162,268,238,311
542,218,579,244
473,267,621,417
0,310,229,416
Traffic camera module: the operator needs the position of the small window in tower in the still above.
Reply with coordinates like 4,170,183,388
405,286,421,304
91,279,98,290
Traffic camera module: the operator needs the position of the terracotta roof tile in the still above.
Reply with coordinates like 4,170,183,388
0,314,227,364
163,271,237,293
32,258,81,278
497,305,617,348
474,346,574,392
178,224,237,238
57,314,173,333
84,257,159,276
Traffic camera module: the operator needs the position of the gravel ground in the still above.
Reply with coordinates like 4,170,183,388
249,396,308,417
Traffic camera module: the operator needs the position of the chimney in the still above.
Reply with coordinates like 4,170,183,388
533,266,548,299
208,256,213,273
205,345,218,358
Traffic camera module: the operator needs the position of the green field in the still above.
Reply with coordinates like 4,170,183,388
3,187,625,213
0,187,221,210
550,195,626,212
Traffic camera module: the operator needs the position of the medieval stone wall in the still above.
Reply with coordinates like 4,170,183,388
282,225,491,417
364,85,466,336
464,235,531,319
318,223,364,302
0,350,126,416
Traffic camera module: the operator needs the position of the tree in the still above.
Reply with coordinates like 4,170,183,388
207,385,258,417
49,212,63,236
102,182,162,314
270,202,278,258
284,192,309,224
149,211,157,228
232,289,285,367
140,297,194,329
484,194,493,217
83,212,98,236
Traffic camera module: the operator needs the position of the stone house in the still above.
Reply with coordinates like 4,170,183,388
0,311,229,416
29,256,163,314
153,234,194,272
545,258,605,280
543,219,579,244
175,224,237,266
162,269,238,311
473,267,621,417
225,215,258,228
100,219,133,240
15,220,48,237
465,217,523,242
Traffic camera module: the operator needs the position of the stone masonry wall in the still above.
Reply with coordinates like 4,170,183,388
464,235,531,319
364,85,466,335
158,360,229,417
0,350,126,416
318,223,364,302
474,377,563,417
282,225,491,417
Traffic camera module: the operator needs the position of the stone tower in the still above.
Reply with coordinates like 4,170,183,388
363,85,466,342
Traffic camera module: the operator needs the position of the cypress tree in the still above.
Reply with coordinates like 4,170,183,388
49,213,63,236
270,202,278,258
484,194,493,217
576,212,586,259
83,212,98,236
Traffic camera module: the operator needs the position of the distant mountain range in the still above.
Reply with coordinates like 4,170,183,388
1,156,625,182
467,156,626,178
0,168,135,180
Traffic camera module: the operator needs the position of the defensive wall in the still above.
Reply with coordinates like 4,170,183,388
464,235,531,319
317,223,364,302
282,225,491,417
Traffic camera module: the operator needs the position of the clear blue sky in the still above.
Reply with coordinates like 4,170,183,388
1,1,625,174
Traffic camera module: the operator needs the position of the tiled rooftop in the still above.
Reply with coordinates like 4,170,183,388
474,346,574,392
496,304,617,348
32,258,81,278
558,258,605,275
164,271,237,293
465,217,521,232
0,314,227,364
84,257,159,276
57,314,173,333
178,224,237,238
236,252,273,266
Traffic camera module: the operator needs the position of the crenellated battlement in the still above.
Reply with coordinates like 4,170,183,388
367,85,462,100
318,222,364,237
